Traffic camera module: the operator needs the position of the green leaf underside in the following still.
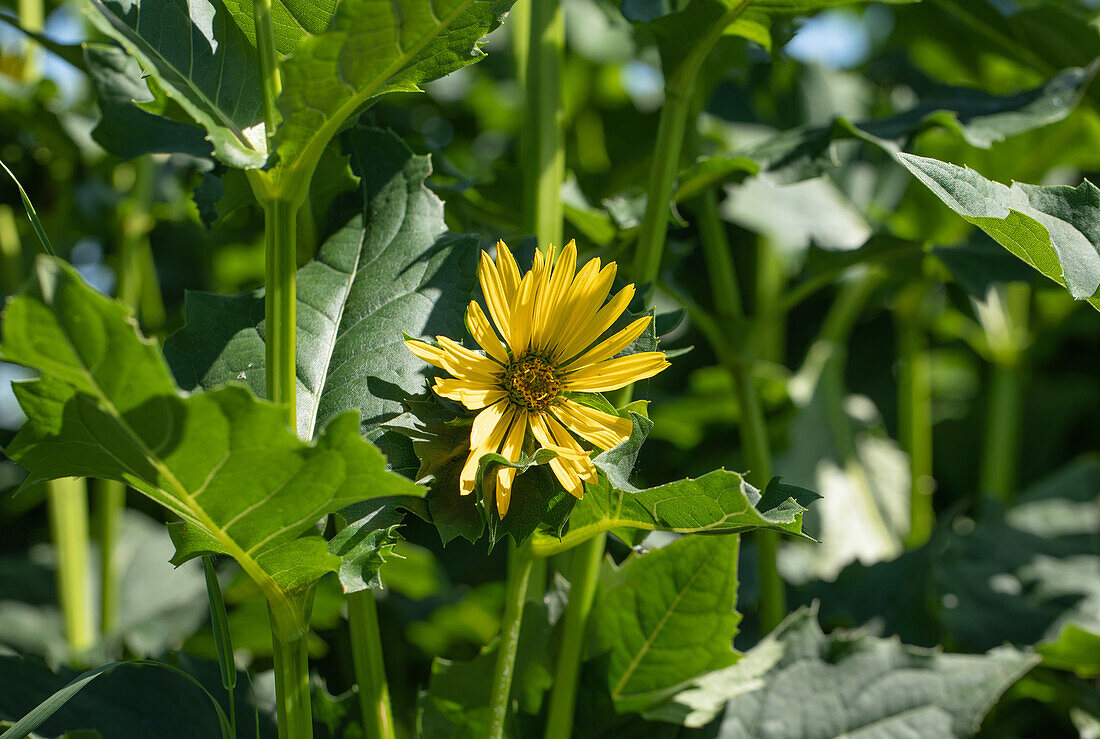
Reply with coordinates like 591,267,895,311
220,0,338,55
591,535,741,714
680,63,1098,195
2,258,421,633
166,127,480,442
270,0,517,189
898,153,1100,310
85,0,267,169
647,607,1038,736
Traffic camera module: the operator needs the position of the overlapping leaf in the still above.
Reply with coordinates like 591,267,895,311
1,258,421,633
84,0,267,168
899,153,1100,310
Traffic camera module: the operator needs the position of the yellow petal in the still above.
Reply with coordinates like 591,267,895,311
434,379,507,410
460,405,515,494
507,270,539,355
437,336,502,384
495,409,528,517
465,301,510,364
562,352,669,393
562,311,649,373
405,339,446,369
471,399,509,448
529,413,586,498
544,413,599,484
495,240,522,300
549,261,617,360
552,398,633,450
533,240,577,351
479,250,515,349
556,284,636,362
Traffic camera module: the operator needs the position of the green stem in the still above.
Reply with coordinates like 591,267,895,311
48,477,94,655
486,542,534,739
978,283,1030,503
253,0,282,147
754,238,787,364
263,197,298,430
270,612,314,739
0,205,23,296
692,176,782,630
543,534,604,739
18,0,43,82
522,0,564,247
895,289,934,548
94,479,125,636
510,0,531,85
347,591,395,739
633,90,691,284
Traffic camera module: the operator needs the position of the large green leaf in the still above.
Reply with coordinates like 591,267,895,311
1,258,422,635
220,0,338,55
898,153,1100,310
269,0,516,194
648,607,1037,736
165,127,480,441
590,535,741,714
84,0,267,168
531,410,818,555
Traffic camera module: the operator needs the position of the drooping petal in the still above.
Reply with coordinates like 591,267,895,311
459,405,515,494
404,339,446,369
561,352,669,393
544,412,599,484
561,313,650,373
495,409,528,517
529,412,586,499
465,301,510,364
471,400,509,448
551,399,633,450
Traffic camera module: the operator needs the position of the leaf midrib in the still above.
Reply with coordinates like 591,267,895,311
610,541,727,699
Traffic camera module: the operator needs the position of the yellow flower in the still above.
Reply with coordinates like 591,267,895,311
405,240,669,517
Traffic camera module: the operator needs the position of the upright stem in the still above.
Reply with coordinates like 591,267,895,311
48,477,94,655
486,542,534,739
979,283,1030,503
895,287,934,548
633,89,691,285
510,0,531,85
94,479,125,636
270,613,314,739
692,178,782,630
522,0,564,247
543,534,604,739
253,0,282,147
347,591,395,739
263,197,298,430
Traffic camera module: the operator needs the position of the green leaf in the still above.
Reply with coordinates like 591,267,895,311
330,496,423,593
898,152,1100,310
590,535,741,714
82,43,212,161
688,607,1038,737
1038,623,1100,679
686,62,1098,191
2,257,421,635
84,0,267,168
533,412,818,554
165,127,481,441
220,0,338,55
269,0,517,193
474,449,577,549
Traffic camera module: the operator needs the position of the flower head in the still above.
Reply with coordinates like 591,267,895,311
405,240,669,517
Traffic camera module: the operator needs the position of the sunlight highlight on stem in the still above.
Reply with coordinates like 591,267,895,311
487,542,534,739
522,0,564,247
48,477,93,655
348,591,396,739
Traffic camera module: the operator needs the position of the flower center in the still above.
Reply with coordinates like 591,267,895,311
502,354,562,411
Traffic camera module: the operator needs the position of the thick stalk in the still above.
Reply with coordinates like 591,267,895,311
895,289,934,548
486,542,534,739
543,534,604,739
510,0,531,85
253,0,282,147
693,184,782,630
347,591,395,739
48,477,94,654
978,284,1030,502
522,0,564,247
271,613,313,739
633,90,692,284
263,198,298,429
94,479,125,635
